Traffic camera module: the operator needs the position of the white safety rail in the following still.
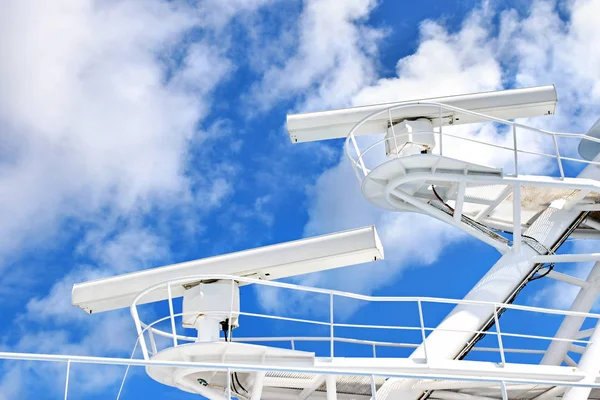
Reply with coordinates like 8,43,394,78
135,274,600,399
129,274,600,365
3,351,600,400
3,273,600,399
4,272,600,399
344,102,600,181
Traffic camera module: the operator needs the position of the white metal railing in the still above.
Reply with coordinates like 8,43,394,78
343,102,600,182
3,350,600,400
3,273,600,399
130,274,600,366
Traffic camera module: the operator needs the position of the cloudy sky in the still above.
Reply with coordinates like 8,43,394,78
1,0,599,398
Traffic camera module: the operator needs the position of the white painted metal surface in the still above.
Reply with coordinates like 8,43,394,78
72,225,383,314
129,274,600,398
326,375,337,400
579,117,600,160
563,319,600,400
541,261,600,367
376,212,596,399
287,85,557,143
291,87,600,400
4,350,600,398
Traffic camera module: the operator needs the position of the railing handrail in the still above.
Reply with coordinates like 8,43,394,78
229,336,547,354
3,351,600,388
137,308,594,358
131,274,600,319
130,274,600,363
342,101,600,180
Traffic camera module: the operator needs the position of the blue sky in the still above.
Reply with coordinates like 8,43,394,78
1,0,599,398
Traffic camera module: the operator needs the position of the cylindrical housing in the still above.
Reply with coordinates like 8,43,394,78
385,118,435,158
194,317,221,342
182,280,240,341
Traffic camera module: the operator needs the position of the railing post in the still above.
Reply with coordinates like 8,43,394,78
563,318,600,400
500,381,508,400
330,293,334,360
227,368,231,399
228,279,235,342
251,371,266,400
371,374,377,400
326,375,337,400
167,282,178,347
439,105,443,156
350,134,368,177
64,360,71,400
493,305,506,366
148,327,158,355
417,300,428,363
513,184,522,252
389,109,399,159
512,125,518,176
372,344,377,358
551,134,565,179
454,181,466,222
131,303,150,360
117,339,140,400
542,261,600,365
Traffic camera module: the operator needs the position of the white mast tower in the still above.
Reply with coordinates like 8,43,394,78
287,85,600,400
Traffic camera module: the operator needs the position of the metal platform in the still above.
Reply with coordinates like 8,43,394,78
4,273,600,398
347,103,600,251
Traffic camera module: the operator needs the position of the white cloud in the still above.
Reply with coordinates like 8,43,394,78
487,0,600,313
249,0,385,112
26,226,169,323
499,0,600,131
253,4,510,317
0,0,231,264
0,365,25,400
353,8,501,106
0,0,270,396
194,0,277,30
1,226,168,397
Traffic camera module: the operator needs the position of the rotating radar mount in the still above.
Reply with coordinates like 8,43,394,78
3,85,599,400
72,226,384,398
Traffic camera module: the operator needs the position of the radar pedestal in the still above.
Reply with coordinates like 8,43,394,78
384,118,435,157
182,280,240,343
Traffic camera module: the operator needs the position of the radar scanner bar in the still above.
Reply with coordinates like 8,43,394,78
72,225,383,314
287,85,557,143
